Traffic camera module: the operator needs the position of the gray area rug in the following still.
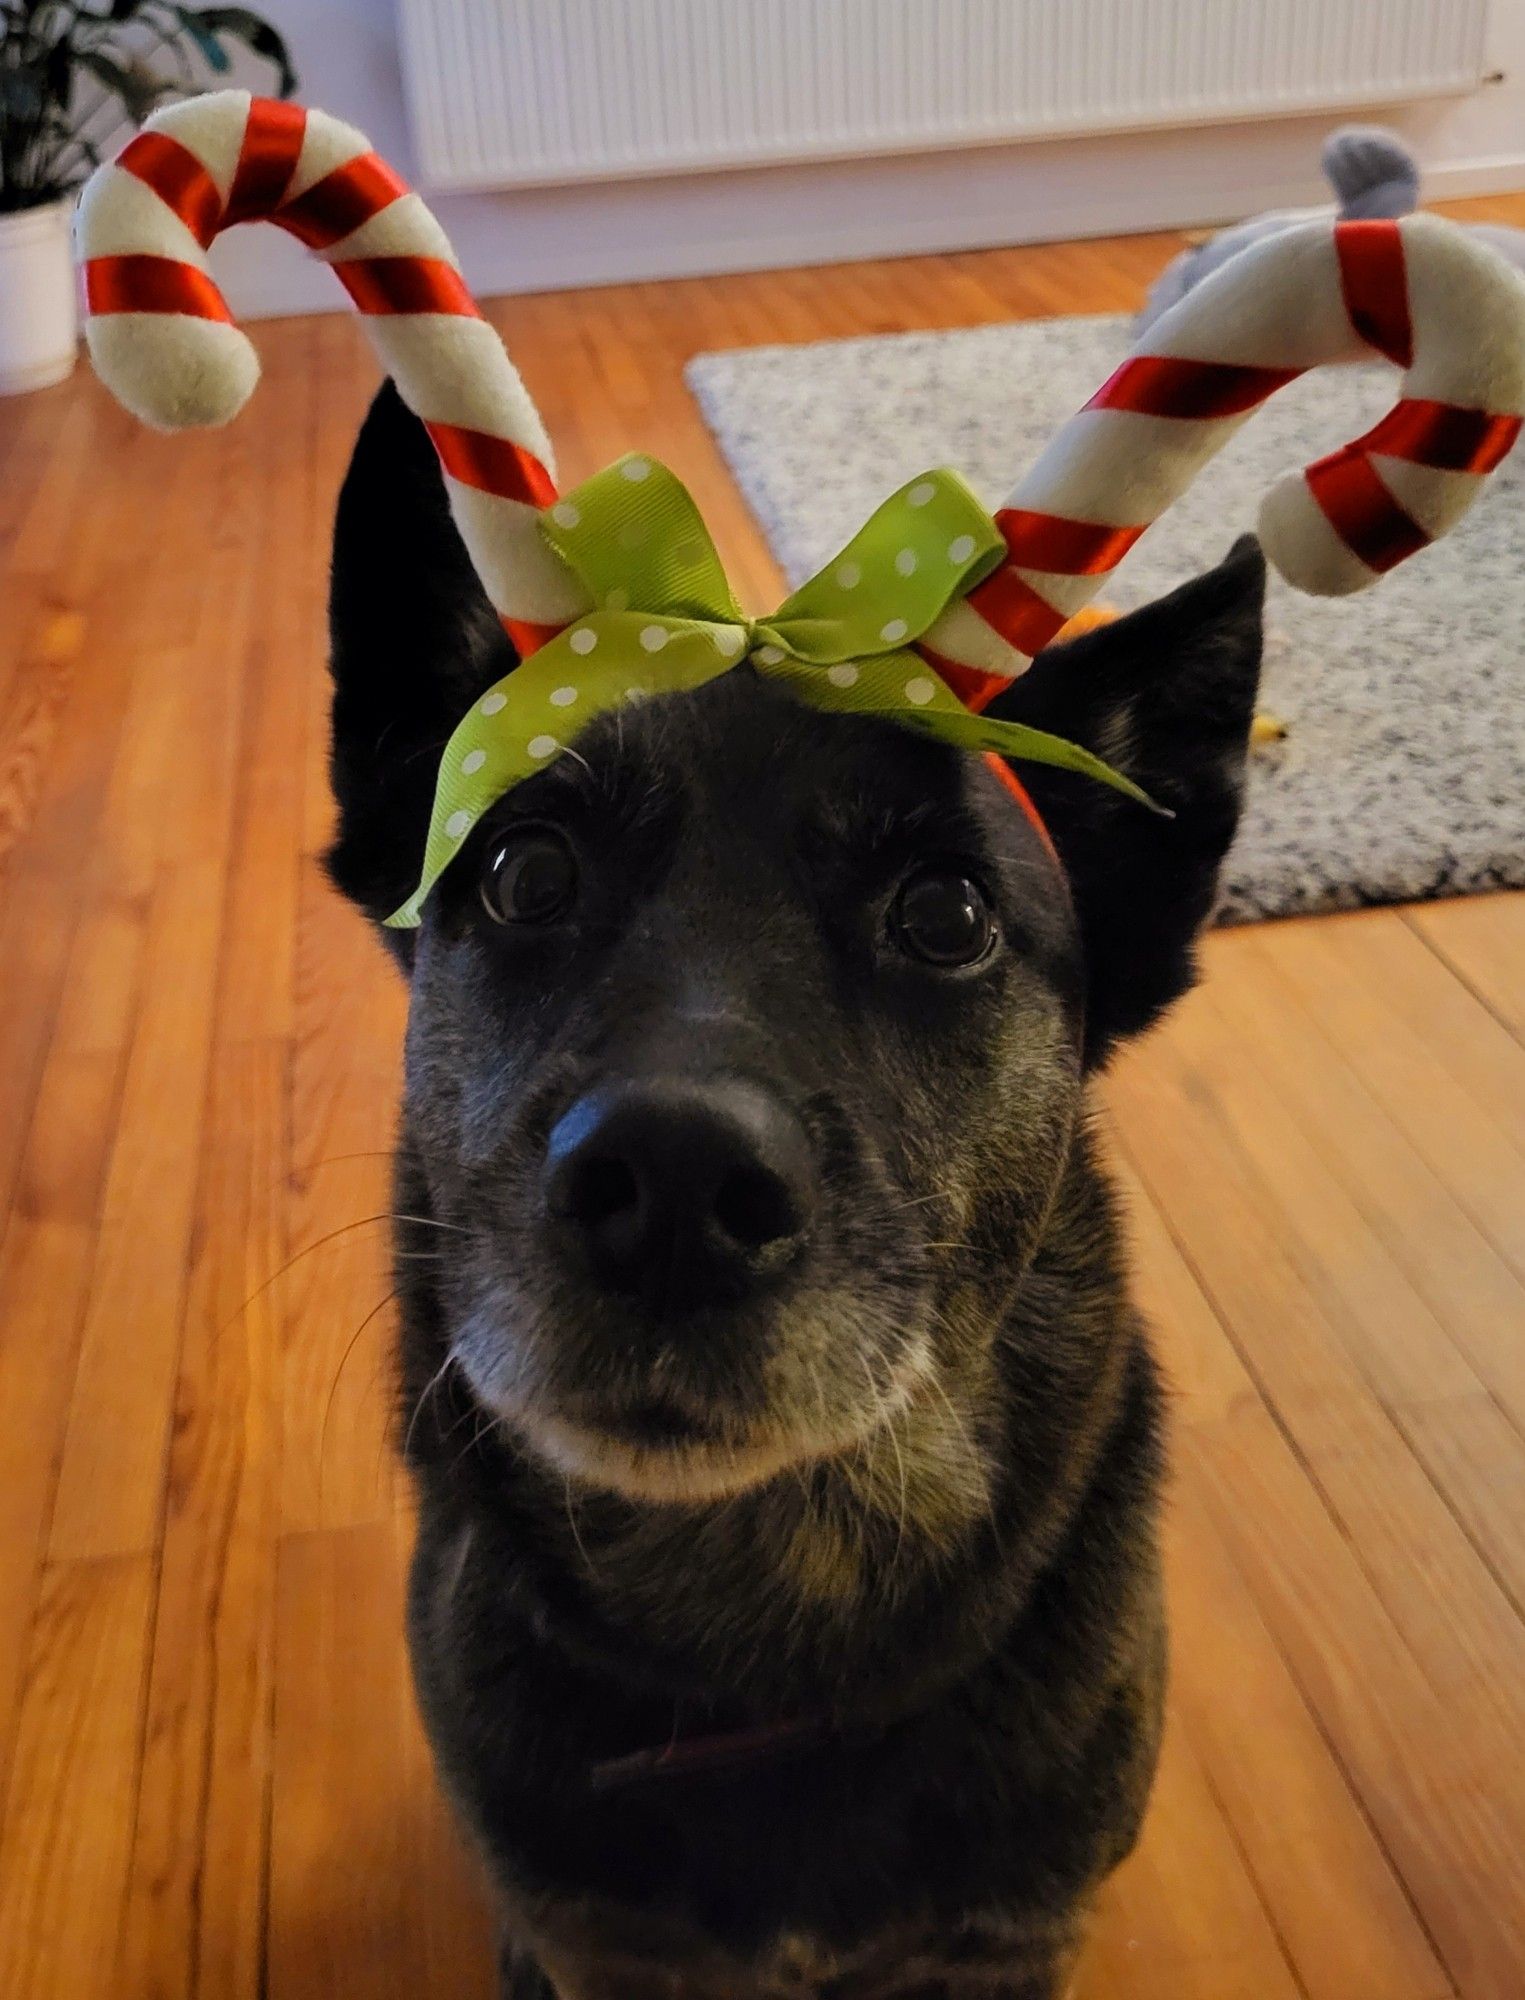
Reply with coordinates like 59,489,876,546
687,315,1524,924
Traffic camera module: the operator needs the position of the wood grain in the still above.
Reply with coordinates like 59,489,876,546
1,197,1522,1997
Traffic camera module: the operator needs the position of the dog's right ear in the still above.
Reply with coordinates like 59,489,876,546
326,382,516,941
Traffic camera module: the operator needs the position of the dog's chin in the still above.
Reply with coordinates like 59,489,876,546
512,1409,824,1504
496,1351,930,1505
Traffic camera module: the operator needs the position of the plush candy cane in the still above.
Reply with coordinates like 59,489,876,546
923,213,1525,708
79,90,1525,692
75,90,588,655
77,94,1525,919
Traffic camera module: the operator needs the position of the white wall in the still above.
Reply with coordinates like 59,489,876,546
211,0,1525,319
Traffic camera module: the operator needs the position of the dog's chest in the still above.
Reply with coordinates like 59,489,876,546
537,1909,1073,1998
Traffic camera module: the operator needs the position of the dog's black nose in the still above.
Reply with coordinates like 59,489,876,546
543,1078,814,1308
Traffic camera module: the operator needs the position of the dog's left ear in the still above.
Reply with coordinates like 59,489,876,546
982,535,1265,1066
327,383,517,947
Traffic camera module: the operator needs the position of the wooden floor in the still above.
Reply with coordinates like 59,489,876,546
3,194,1525,2000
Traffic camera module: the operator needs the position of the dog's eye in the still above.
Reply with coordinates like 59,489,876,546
480,829,579,925
892,868,996,967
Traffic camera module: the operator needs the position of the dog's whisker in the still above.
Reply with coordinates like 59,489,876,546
862,1350,910,1581
446,1407,499,1477
431,1376,484,1451
562,1474,597,1574
222,1214,407,1340
319,1289,399,1498
922,1245,1007,1276
403,1348,458,1461
245,1211,463,1323
860,1190,947,1224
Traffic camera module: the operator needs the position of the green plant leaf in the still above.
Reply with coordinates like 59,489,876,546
177,7,297,94
44,31,74,113
77,48,165,125
174,12,230,72
0,71,45,120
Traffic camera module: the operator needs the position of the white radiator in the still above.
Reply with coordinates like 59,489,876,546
398,0,1492,193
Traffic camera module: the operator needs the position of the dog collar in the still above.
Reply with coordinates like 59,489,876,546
588,1710,837,1794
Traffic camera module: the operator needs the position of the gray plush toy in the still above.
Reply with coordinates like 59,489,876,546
1136,125,1525,336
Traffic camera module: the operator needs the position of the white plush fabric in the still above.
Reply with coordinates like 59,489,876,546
687,313,1525,923
926,213,1525,672
76,94,1525,678
84,312,259,431
76,91,586,633
285,110,369,200
73,164,203,262
1258,219,1525,593
147,88,250,198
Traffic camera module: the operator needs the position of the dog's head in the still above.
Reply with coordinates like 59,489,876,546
329,387,1262,1507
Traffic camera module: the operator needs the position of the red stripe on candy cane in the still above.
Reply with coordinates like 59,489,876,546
334,256,481,318
278,152,411,249
1335,220,1414,368
984,754,1060,859
915,643,1007,713
79,93,585,668
966,564,1070,664
1300,391,1521,575
1304,449,1429,573
504,617,567,657
225,97,306,227
916,657,1062,848
1087,355,1303,421
425,422,557,507
84,253,234,321
995,507,1145,576
1361,399,1522,475
116,132,222,247
916,209,1524,698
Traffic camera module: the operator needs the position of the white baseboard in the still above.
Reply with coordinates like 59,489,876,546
1424,152,1525,198
212,119,1525,321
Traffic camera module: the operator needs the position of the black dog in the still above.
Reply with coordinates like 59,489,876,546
327,384,1264,1999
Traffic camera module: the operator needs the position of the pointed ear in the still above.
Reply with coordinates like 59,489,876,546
983,536,1265,1065
326,382,517,933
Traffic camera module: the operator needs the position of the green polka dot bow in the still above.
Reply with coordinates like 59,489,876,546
387,456,1155,927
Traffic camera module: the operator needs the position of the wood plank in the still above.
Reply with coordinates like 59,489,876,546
1256,920,1525,1285
1108,1014,1525,1990
1109,1154,1463,1997
1184,1403,1525,1999
1079,1708,1304,2000
48,433,264,1558
1164,1487,1450,2000
214,334,321,1052
1340,908,1525,1138
281,865,405,1533
1101,1137,1260,1430
0,400,184,1229
1109,986,1525,1728
1200,926,1525,1436
0,1219,98,1795
117,1040,289,2000
1407,895,1525,1045
1173,974,1525,1621
267,1521,495,2000
0,1555,154,1999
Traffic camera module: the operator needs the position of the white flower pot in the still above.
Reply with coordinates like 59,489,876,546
0,198,78,396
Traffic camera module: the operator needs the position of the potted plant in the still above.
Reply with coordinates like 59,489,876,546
0,3,296,394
